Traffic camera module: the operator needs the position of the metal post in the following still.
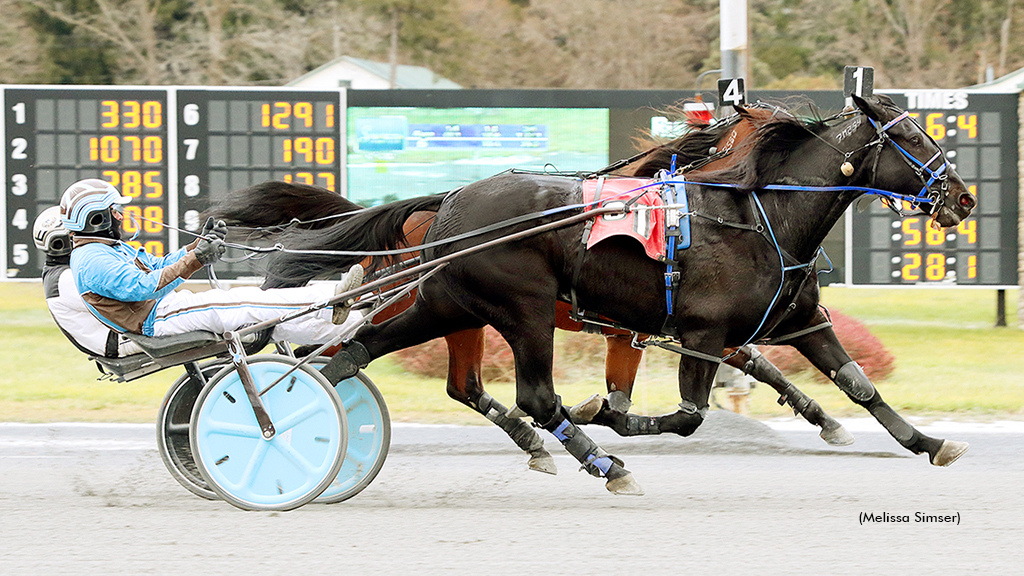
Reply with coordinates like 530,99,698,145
997,289,1007,327
720,0,749,81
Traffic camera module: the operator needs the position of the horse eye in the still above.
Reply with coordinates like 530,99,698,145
909,135,923,147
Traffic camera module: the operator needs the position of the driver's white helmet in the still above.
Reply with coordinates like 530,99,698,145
33,206,72,256
59,178,131,233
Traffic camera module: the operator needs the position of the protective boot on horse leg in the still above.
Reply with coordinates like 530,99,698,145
532,396,642,495
793,329,968,466
735,345,854,446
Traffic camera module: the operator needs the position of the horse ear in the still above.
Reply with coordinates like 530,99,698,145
851,94,883,122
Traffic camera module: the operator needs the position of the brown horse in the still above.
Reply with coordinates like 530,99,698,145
209,104,850,474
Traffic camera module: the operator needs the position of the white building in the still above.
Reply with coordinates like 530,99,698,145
286,56,461,89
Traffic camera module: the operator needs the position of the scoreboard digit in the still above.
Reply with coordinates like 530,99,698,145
848,91,1018,287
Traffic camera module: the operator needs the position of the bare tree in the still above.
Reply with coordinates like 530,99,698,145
23,0,169,84
0,0,46,83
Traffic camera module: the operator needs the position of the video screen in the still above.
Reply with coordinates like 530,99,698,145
346,107,609,206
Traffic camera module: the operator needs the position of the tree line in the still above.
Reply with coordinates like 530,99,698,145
0,0,1020,90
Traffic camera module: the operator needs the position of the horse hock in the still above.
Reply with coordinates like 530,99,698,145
744,353,854,446
541,404,643,495
476,392,556,475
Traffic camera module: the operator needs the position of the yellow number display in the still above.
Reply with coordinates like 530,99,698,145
123,101,141,128
294,102,313,127
925,253,946,280
262,101,325,129
956,114,977,139
102,171,163,198
282,137,335,164
101,101,119,128
901,253,921,281
902,218,921,246
98,100,162,128
925,223,945,246
956,219,976,243
90,136,121,162
283,172,336,191
925,112,945,140
126,240,165,257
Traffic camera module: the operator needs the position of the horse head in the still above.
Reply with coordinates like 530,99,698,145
851,94,976,228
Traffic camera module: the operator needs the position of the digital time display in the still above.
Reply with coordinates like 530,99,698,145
3,88,169,276
849,91,1018,287
175,89,344,232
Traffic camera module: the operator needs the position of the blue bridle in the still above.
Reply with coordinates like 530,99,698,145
867,111,951,214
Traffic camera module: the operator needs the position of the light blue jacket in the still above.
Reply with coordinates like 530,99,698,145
70,238,200,335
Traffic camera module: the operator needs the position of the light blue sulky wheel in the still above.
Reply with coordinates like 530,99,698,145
307,360,391,504
190,356,347,511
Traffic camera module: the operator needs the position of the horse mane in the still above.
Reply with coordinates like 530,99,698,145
205,181,363,230
260,193,447,288
623,115,744,178
688,108,830,192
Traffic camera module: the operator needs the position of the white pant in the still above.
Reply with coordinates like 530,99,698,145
152,284,363,345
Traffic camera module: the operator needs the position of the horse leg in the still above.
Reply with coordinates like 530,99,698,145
320,293,482,385
792,328,968,466
587,349,715,438
443,328,556,475
726,346,854,446
569,333,643,423
500,324,641,495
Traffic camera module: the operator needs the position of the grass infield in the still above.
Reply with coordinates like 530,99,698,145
1,281,1020,424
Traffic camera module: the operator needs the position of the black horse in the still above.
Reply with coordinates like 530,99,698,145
264,95,976,493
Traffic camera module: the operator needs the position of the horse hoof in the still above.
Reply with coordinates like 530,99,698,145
605,472,644,496
528,452,557,475
569,394,604,424
931,439,969,467
819,423,855,446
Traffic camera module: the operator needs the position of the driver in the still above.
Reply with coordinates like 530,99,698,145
34,206,144,357
59,178,364,346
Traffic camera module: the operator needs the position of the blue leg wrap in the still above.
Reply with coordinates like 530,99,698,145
546,411,624,479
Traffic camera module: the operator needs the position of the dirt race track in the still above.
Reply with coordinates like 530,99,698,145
1,412,1021,575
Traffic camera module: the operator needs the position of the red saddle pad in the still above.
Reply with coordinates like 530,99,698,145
583,177,665,261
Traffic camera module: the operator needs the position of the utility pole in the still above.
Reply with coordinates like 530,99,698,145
720,0,749,82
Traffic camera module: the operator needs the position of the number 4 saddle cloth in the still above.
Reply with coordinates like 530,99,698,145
582,177,666,261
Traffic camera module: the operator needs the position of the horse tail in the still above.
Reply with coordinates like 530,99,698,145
261,193,446,288
205,181,363,230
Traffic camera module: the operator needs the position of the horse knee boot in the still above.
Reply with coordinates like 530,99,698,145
320,341,371,385
833,361,876,402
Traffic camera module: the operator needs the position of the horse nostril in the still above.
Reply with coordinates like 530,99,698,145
959,193,976,209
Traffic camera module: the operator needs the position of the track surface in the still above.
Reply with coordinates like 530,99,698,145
1,413,1021,575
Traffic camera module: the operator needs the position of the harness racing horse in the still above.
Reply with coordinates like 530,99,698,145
211,106,850,473
260,94,975,494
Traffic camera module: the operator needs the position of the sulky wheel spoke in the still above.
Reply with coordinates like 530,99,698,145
203,419,262,439
237,438,271,490
271,438,319,477
271,400,325,434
